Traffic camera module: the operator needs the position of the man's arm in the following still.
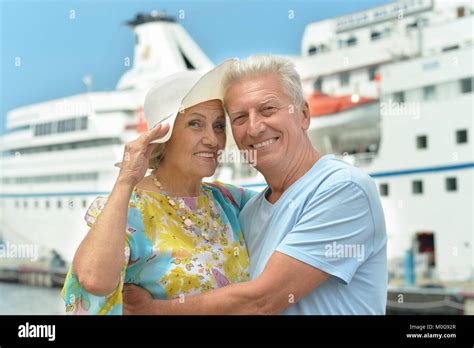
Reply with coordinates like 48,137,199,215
123,251,329,315
124,181,375,315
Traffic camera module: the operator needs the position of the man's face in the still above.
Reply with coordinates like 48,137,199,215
225,73,310,172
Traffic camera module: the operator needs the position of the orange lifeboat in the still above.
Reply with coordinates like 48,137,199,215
308,92,377,117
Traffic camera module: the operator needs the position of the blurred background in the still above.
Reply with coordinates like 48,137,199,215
0,0,473,315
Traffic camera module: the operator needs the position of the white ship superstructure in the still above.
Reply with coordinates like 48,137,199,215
0,12,214,263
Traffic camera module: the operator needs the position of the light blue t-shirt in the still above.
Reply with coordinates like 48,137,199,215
240,154,387,315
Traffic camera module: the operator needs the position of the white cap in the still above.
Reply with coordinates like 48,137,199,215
143,59,236,143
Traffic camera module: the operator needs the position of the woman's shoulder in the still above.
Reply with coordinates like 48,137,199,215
84,190,143,228
84,196,109,228
203,181,257,210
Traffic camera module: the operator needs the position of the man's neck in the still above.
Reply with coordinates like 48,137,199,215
263,144,320,204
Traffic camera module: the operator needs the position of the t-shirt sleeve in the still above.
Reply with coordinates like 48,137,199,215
61,195,141,315
276,181,375,285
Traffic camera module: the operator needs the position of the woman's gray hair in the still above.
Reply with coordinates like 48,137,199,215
222,55,305,111
148,143,167,170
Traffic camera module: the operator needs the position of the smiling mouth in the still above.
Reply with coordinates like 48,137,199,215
194,151,216,160
250,137,279,149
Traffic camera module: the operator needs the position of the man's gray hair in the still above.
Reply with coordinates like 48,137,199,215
222,55,305,110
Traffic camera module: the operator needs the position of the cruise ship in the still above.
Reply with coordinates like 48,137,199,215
222,0,473,283
1,1,473,286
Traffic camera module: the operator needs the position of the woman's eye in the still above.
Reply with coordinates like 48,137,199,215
189,121,201,128
214,123,226,131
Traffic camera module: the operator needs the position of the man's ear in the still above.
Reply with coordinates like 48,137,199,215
300,101,311,130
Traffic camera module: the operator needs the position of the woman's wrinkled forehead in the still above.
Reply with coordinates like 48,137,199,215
182,99,225,119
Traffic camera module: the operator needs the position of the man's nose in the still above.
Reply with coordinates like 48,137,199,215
247,111,266,137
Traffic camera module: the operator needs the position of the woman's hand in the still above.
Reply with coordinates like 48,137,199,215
117,123,170,187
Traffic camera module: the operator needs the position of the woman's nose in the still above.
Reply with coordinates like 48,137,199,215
202,126,219,147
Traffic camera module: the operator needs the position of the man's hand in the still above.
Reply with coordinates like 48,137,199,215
122,284,154,315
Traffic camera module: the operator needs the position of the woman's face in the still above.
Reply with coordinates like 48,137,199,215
162,99,226,180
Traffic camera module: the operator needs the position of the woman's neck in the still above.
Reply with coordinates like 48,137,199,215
152,164,203,197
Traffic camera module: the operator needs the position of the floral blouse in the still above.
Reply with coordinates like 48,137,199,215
61,181,256,315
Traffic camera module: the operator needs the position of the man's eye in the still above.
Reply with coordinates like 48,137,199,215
262,106,277,112
232,115,245,124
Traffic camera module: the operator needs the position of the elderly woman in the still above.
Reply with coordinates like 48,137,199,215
61,61,255,314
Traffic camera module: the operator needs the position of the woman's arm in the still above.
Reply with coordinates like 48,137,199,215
72,124,169,296
72,179,134,296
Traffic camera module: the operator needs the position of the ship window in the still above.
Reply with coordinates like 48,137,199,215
65,118,76,132
416,135,428,149
393,91,405,103
457,7,465,18
368,67,377,81
319,44,329,53
34,123,52,136
460,77,473,94
15,200,19,208
80,116,88,130
346,37,357,46
456,129,468,144
412,180,423,194
423,85,436,101
379,183,389,196
314,78,323,92
340,72,350,87
23,200,28,209
57,200,62,209
371,31,381,41
82,199,88,208
308,46,317,55
446,177,457,192
406,21,418,29
34,200,39,208
57,120,65,133
442,45,459,52
45,200,50,209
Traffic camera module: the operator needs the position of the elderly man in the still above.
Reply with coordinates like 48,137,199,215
124,55,388,315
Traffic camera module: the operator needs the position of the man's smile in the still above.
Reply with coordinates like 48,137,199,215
249,137,279,149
